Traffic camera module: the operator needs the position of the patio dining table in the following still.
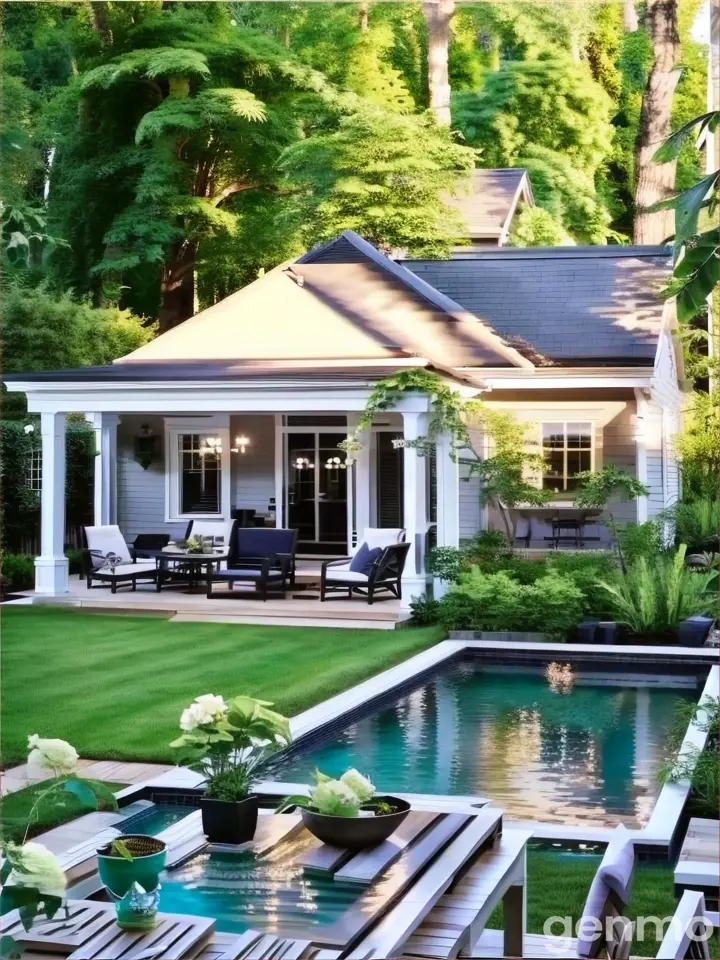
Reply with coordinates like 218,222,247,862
141,548,229,594
506,502,602,549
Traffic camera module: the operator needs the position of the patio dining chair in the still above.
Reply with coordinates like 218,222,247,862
206,523,298,600
320,541,410,604
82,524,158,593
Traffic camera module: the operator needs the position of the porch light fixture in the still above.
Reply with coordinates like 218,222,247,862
199,436,223,456
231,435,250,455
324,456,347,470
293,457,314,470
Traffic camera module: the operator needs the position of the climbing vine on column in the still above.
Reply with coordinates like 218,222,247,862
341,369,551,540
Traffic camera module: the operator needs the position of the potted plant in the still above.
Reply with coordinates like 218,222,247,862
170,693,291,844
96,837,167,900
278,769,410,850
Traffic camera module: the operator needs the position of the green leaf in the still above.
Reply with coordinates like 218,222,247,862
650,172,720,248
63,778,99,811
275,795,311,813
110,840,134,862
652,111,720,163
1,935,22,959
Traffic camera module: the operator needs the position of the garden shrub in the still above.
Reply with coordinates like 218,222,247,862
616,521,663,566
461,530,510,566
664,499,720,552
1,554,36,592
600,546,718,636
408,595,441,625
438,567,585,637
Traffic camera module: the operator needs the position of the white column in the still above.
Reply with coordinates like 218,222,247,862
35,412,69,595
400,412,429,608
85,413,119,526
634,389,648,523
274,414,284,527
347,414,370,549
434,430,460,599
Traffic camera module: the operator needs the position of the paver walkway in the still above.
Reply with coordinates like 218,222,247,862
0,759,174,796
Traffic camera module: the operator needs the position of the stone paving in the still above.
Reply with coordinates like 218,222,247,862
0,759,174,797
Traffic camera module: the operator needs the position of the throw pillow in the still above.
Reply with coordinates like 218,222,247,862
349,543,383,575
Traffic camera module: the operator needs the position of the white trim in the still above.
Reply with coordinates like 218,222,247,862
35,412,69,595
164,416,230,522
634,389,649,523
479,373,655,391
273,414,284,528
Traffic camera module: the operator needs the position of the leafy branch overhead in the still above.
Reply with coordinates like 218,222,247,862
651,110,720,322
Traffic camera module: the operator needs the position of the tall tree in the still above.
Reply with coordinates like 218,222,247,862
422,0,455,126
633,0,681,243
624,0,639,33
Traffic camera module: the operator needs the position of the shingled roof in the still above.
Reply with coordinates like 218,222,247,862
402,247,672,365
443,168,533,242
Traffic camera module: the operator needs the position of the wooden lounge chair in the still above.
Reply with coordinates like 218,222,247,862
82,524,158,593
656,891,712,960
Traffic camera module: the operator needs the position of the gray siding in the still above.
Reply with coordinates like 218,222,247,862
116,414,275,543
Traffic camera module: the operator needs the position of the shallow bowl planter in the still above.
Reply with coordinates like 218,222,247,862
97,835,166,899
201,794,259,844
301,796,410,850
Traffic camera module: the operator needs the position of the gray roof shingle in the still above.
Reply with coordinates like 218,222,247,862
444,168,533,240
402,247,672,363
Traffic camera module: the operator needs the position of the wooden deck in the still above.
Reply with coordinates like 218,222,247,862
674,818,720,903
20,569,403,629
9,808,531,960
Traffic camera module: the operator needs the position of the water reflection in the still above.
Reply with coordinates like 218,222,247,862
272,661,700,828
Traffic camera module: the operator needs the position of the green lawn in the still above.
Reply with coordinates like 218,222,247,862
1,607,443,765
1,781,125,844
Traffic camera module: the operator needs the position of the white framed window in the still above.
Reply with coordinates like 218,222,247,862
164,417,230,521
541,421,594,493
27,448,42,493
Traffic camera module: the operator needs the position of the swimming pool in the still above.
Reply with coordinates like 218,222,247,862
268,658,703,828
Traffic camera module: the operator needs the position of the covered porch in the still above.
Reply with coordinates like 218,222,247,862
15,371,465,609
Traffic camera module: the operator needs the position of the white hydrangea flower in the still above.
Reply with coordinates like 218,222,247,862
24,424,35,435
179,694,227,731
6,843,67,896
27,735,78,776
310,779,361,817
340,768,376,803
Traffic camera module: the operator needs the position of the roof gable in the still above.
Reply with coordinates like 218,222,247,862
120,231,533,371
443,168,533,241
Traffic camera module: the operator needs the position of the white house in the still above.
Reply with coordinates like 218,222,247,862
5,231,684,602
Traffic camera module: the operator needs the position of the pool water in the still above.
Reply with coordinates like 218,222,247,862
121,805,193,837
155,834,365,936
269,660,702,828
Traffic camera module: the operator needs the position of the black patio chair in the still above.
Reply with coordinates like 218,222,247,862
320,541,411,604
206,523,298,601
132,533,171,557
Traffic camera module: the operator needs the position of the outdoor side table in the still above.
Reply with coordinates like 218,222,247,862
142,548,229,594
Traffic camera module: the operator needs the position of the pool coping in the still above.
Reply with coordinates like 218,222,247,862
115,639,718,851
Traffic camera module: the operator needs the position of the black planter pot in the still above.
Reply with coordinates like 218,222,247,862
623,630,676,646
677,616,716,647
301,796,410,850
576,621,599,643
596,621,618,645
200,794,259,844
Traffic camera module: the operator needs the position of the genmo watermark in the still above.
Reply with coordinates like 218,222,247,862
542,914,713,954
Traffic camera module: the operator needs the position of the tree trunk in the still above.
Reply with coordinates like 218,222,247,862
709,0,720,173
423,0,455,126
624,0,639,33
158,239,196,332
89,1,113,45
633,0,681,244
359,0,370,32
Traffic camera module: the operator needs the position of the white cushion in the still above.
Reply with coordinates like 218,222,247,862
358,528,405,552
327,570,370,584
85,525,132,563
95,562,158,578
186,520,234,546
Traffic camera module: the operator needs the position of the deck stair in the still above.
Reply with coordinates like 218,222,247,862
402,827,532,959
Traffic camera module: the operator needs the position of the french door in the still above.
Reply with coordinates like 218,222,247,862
286,431,348,554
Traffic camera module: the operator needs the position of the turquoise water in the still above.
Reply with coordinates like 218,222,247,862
121,806,193,837
155,834,364,936
270,660,702,828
